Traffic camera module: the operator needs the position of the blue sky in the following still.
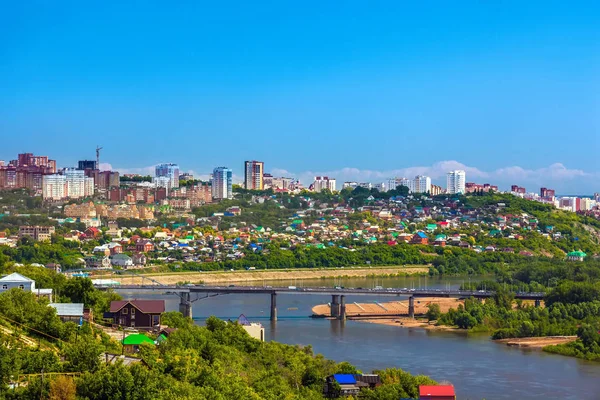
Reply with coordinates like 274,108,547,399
1,1,598,192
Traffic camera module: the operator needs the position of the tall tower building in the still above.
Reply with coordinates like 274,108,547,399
155,163,180,189
413,175,432,193
212,167,233,200
244,161,264,190
312,177,336,192
446,170,466,194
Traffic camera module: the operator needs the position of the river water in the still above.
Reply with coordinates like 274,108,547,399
119,276,600,399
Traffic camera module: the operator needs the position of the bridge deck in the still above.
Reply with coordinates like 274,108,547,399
97,284,545,300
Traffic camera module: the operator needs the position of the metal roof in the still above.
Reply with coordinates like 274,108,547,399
0,273,34,282
49,303,84,317
333,374,356,385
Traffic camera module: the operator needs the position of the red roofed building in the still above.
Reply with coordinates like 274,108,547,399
419,385,456,400
85,227,101,239
104,300,165,329
136,239,154,252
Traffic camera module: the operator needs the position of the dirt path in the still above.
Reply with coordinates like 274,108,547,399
94,266,429,285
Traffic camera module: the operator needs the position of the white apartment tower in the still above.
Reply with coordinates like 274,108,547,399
446,170,466,194
412,175,432,194
155,163,180,189
312,176,336,193
42,174,66,200
64,168,86,198
388,177,411,192
212,167,233,200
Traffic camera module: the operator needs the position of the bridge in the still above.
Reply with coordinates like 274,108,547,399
97,283,545,321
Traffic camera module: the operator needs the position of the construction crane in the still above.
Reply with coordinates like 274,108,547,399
96,145,103,169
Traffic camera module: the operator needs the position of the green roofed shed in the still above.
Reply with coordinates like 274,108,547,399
123,334,154,346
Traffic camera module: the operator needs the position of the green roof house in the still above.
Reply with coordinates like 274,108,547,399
426,224,438,231
122,333,155,354
566,250,587,262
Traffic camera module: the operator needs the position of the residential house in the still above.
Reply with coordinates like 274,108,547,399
111,253,134,268
0,272,53,300
85,255,111,269
136,239,154,253
324,374,381,398
107,242,123,255
132,253,147,266
45,263,61,273
104,300,165,329
567,250,587,262
85,227,102,239
411,232,428,245
49,303,84,325
237,314,265,341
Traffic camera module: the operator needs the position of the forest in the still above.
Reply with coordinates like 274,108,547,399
430,258,600,361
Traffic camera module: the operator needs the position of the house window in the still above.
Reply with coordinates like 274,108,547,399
122,308,128,314
131,308,135,314
18,285,24,289
1,285,7,290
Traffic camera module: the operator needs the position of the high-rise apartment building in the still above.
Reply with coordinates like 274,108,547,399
212,167,233,200
0,152,56,191
244,161,264,190
42,174,66,200
540,187,556,199
97,171,120,191
446,170,466,194
64,168,86,198
78,160,97,170
312,177,336,192
388,177,411,192
42,169,93,200
155,163,180,189
412,175,432,193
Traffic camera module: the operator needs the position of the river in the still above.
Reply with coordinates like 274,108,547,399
119,276,600,399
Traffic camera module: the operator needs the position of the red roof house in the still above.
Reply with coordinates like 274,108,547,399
419,385,456,400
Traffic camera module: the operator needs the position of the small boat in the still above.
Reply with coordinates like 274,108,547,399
287,307,299,311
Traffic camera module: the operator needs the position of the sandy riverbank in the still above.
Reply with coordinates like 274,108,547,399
93,266,429,285
311,297,463,318
495,336,577,348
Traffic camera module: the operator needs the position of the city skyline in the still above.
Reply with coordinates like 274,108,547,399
0,149,597,195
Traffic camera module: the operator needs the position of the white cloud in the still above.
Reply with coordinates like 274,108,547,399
113,165,156,176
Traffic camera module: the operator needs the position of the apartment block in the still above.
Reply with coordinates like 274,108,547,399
312,176,336,192
18,226,56,241
244,161,264,190
212,167,233,200
446,170,466,194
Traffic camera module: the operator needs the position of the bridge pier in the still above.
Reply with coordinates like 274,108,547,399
408,296,415,319
339,295,346,321
534,299,541,308
331,295,340,318
179,292,192,319
270,293,277,321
